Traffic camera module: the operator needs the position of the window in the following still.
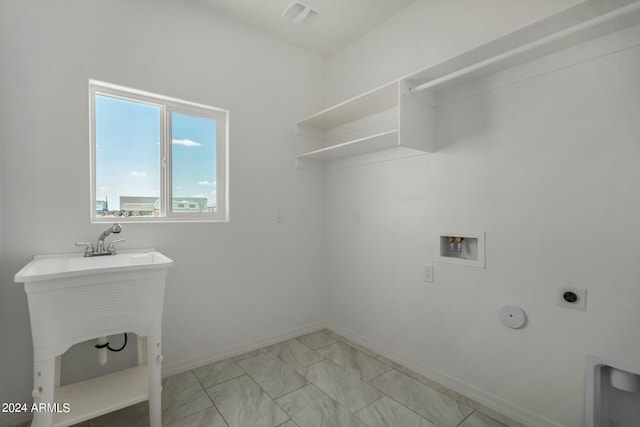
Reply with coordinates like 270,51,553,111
89,80,228,222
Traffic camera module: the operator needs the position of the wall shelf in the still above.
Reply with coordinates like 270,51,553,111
295,81,435,165
298,81,399,130
297,130,398,161
294,0,640,166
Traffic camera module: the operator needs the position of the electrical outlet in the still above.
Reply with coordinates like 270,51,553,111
557,286,587,311
423,264,434,283
275,209,285,223
354,209,361,223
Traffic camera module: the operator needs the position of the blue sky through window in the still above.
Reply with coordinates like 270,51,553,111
172,112,217,211
95,95,160,211
95,94,217,213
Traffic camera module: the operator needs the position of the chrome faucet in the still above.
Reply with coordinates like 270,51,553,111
76,223,124,257
97,223,122,254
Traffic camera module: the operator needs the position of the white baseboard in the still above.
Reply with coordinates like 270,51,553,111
161,320,327,378
325,321,563,427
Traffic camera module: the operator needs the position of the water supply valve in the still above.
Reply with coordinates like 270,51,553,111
448,236,455,251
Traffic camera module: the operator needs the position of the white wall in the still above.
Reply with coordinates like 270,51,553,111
0,0,326,424
324,2,640,426
3,1,639,426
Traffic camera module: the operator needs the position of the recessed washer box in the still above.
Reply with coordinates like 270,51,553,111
438,231,485,268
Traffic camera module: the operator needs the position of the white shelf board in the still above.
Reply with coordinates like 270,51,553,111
406,0,640,93
294,0,640,166
296,129,399,161
297,81,399,129
53,365,148,427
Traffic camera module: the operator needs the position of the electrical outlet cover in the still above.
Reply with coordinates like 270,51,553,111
423,264,434,282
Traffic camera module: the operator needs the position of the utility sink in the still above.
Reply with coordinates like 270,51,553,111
15,249,173,283
14,249,173,427
15,248,173,360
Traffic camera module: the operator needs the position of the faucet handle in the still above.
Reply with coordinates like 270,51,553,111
75,242,95,257
107,239,125,254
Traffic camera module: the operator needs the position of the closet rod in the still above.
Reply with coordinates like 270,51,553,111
410,1,640,93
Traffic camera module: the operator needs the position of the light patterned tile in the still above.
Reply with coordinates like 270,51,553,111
355,396,437,427
238,352,307,398
193,358,245,389
20,422,87,427
297,366,310,378
162,370,214,425
328,333,379,358
88,370,212,427
233,347,269,362
445,391,524,427
275,384,368,427
267,339,325,370
87,401,148,427
207,375,288,427
305,360,382,412
459,411,508,427
376,355,448,393
164,406,228,427
297,331,339,350
318,341,391,380
79,337,518,427
371,370,472,427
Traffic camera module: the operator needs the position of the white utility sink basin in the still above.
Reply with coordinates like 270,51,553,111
14,249,173,427
15,248,173,360
15,249,173,282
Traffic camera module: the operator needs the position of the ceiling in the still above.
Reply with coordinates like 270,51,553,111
191,0,418,57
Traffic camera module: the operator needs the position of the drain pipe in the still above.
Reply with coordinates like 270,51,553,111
96,336,108,365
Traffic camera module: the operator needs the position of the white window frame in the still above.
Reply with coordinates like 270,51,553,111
89,80,229,223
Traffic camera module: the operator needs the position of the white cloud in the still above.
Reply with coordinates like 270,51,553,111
198,180,216,186
129,171,147,176
172,139,202,147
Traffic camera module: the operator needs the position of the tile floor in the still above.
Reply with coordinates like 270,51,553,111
19,330,525,427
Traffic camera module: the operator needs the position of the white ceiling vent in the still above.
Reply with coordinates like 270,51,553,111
282,1,318,24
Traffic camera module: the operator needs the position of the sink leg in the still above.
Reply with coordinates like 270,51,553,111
147,335,162,427
31,358,55,427
137,336,147,366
